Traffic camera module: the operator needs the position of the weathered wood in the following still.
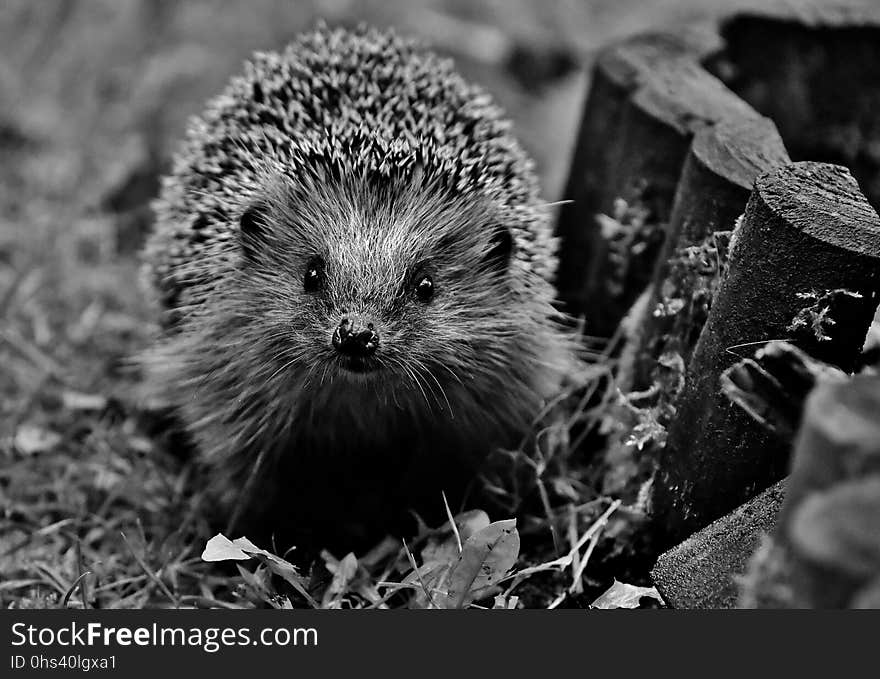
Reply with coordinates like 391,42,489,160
652,162,880,551
652,479,786,610
555,31,758,336
706,6,880,211
557,2,880,337
621,116,790,393
740,376,880,608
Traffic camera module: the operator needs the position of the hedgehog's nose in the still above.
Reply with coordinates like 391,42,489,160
332,318,379,357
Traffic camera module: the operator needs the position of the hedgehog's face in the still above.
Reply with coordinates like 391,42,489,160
235,173,529,404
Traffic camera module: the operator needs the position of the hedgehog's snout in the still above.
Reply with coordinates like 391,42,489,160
332,318,380,357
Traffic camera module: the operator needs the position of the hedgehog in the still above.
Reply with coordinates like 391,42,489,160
142,24,578,548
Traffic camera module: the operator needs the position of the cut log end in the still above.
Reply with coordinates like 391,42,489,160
652,480,786,609
755,162,880,257
691,116,790,192
652,161,880,552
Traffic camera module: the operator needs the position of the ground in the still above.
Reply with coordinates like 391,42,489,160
1,0,756,609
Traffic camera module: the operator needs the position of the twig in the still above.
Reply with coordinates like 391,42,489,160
442,491,462,554
402,539,436,609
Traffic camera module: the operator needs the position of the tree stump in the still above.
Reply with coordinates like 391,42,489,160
557,2,880,339
554,30,758,336
706,5,880,212
620,116,790,393
652,162,880,551
555,3,880,589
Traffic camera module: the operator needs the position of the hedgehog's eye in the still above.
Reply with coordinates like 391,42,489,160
303,256,325,293
414,275,434,302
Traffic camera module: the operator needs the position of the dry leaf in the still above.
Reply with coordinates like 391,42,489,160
421,509,491,568
591,579,664,609
201,534,255,561
442,519,519,609
201,534,317,606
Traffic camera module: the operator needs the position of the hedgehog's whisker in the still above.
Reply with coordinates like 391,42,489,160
299,358,322,393
412,358,453,417
433,358,464,387
389,355,431,412
263,351,304,385
400,362,430,412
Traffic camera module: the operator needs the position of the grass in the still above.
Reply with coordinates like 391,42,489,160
2,301,634,608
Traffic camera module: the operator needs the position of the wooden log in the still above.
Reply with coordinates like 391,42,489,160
652,479,786,609
621,116,790,393
706,5,880,211
555,30,758,337
651,162,880,552
740,376,880,608
556,2,880,335
598,116,787,525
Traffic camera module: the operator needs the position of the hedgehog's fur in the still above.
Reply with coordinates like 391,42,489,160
142,25,577,547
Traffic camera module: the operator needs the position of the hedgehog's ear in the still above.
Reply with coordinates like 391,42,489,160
239,202,269,261
483,225,514,272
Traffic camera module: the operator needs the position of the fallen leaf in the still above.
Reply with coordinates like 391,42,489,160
201,534,318,607
591,579,664,609
201,534,254,561
421,509,491,568
14,425,61,455
442,519,519,609
452,509,492,541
